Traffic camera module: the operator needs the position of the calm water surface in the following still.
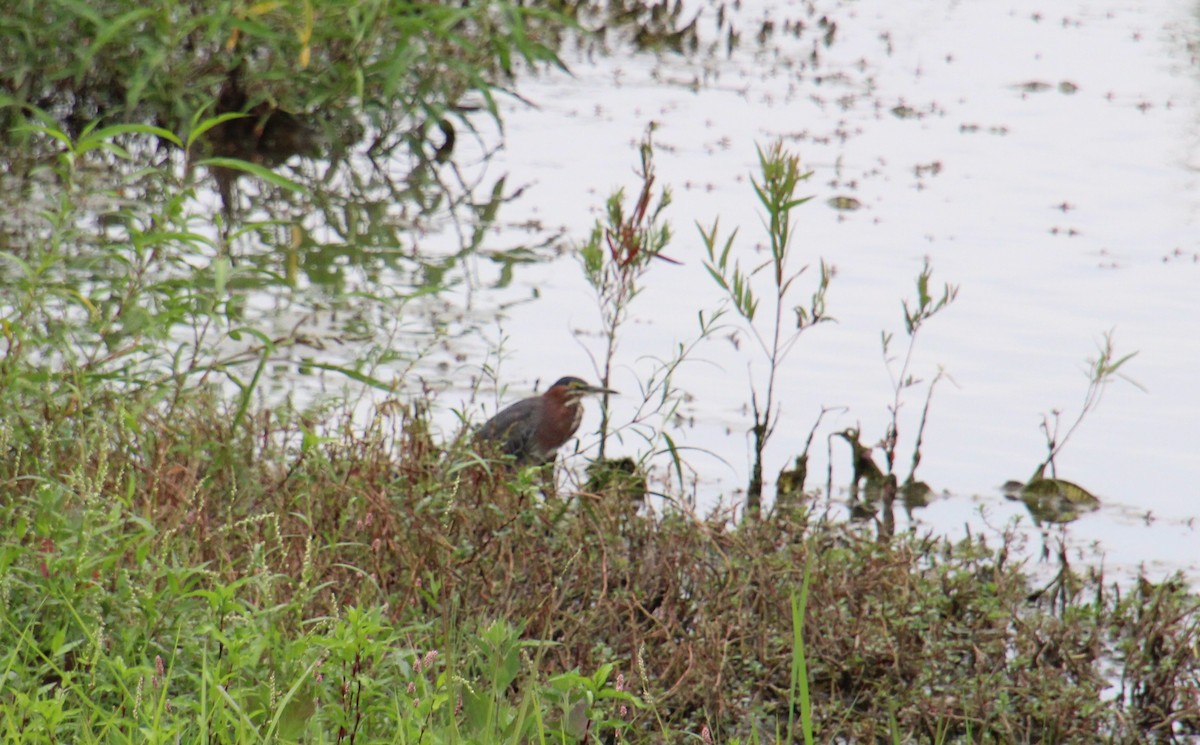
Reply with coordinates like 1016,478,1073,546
414,0,1199,580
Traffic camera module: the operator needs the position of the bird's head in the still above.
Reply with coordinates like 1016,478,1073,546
546,376,618,404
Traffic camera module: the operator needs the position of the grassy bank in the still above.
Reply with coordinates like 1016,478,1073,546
2,390,1197,743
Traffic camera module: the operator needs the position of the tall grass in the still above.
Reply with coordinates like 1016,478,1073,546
3,390,1197,742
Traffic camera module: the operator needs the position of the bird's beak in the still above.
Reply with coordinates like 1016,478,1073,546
584,384,619,396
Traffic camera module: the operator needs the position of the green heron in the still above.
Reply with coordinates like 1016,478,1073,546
475,376,617,466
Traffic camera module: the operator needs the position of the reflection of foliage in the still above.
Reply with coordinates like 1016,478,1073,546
0,0,712,425
0,1,565,150
0,1,570,288
0,0,724,297
223,164,546,297
0,121,430,441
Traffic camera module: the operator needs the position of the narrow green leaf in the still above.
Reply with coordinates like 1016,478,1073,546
196,157,308,194
186,113,248,150
303,362,394,391
703,263,730,291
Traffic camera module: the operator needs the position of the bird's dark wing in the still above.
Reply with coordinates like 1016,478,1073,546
475,398,540,463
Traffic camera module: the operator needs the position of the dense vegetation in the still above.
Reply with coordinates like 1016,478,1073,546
3,390,1199,742
2,1,1198,743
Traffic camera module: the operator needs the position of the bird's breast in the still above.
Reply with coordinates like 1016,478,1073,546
536,401,584,454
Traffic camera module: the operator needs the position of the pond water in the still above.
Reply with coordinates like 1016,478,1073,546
408,0,1199,581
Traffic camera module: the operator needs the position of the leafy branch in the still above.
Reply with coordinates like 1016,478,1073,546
700,141,831,518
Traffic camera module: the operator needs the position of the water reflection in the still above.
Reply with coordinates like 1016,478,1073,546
0,0,717,407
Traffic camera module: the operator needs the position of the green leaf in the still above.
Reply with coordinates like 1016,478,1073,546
302,362,393,391
78,8,156,75
196,157,308,194
213,257,232,296
11,124,74,148
703,262,730,291
186,113,249,150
